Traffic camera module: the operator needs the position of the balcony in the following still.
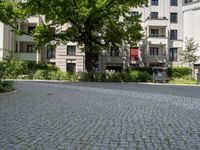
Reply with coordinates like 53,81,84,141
147,35,168,45
15,35,35,42
14,53,41,61
24,16,43,24
145,55,167,63
145,17,168,27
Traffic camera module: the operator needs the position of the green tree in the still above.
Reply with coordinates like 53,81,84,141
0,0,147,71
181,38,200,77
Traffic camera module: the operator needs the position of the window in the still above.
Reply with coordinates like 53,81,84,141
170,30,177,40
47,45,55,59
171,0,178,6
150,47,159,55
27,45,34,53
67,45,76,56
28,26,35,34
67,63,76,73
170,13,178,23
130,11,139,16
15,42,18,53
184,0,192,4
150,29,159,37
151,12,158,19
110,45,120,56
151,0,158,5
169,48,178,61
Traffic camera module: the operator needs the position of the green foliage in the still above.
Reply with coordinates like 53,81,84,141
168,67,192,78
181,38,200,65
169,78,196,85
78,70,152,82
0,60,59,79
33,70,76,81
0,81,15,93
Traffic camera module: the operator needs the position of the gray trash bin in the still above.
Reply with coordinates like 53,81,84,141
197,73,200,85
152,67,169,83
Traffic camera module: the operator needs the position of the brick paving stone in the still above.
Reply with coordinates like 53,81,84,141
0,82,200,149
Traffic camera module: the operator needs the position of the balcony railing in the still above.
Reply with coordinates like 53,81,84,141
149,34,166,38
145,16,168,21
145,55,167,63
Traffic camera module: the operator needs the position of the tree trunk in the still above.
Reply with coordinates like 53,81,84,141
84,44,99,72
85,51,94,72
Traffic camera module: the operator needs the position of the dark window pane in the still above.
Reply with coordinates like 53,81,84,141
150,29,159,37
151,12,158,19
27,45,34,53
67,46,76,56
171,0,178,6
151,0,158,5
170,13,178,23
150,47,159,55
130,11,139,16
110,45,120,56
170,30,177,40
169,48,178,61
67,63,76,73
28,26,35,34
47,45,55,59
184,0,193,4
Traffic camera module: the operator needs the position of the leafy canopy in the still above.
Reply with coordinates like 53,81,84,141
0,0,147,71
0,0,147,51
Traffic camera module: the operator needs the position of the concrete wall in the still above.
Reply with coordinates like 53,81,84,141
183,2,200,64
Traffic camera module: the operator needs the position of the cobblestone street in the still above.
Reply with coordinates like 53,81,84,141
0,82,200,149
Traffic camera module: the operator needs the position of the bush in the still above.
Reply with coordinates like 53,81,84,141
0,61,59,79
33,69,76,81
0,81,15,93
168,67,192,78
78,71,152,82
128,70,152,82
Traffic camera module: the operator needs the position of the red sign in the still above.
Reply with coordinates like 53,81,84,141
130,47,139,60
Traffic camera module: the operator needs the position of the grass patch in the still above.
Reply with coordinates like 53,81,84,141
169,78,196,85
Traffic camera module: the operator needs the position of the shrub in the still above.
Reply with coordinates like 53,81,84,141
168,67,192,78
0,81,15,93
33,70,49,80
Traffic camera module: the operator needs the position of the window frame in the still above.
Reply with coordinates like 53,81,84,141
151,0,159,6
27,45,34,53
151,12,158,19
170,12,178,23
67,45,76,56
171,0,178,6
169,48,178,61
150,47,159,56
170,30,178,40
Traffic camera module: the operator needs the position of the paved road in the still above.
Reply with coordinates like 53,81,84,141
0,81,200,149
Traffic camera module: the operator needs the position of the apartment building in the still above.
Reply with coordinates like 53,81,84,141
1,0,199,73
130,0,184,68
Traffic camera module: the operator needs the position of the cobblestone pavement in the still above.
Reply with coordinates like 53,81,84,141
0,82,200,150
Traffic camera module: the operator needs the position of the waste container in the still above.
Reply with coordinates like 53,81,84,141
197,73,200,85
152,67,169,83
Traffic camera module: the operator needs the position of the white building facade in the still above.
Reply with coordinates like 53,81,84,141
131,0,184,67
183,0,200,74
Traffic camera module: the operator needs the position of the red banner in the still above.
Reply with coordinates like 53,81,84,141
130,47,139,60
